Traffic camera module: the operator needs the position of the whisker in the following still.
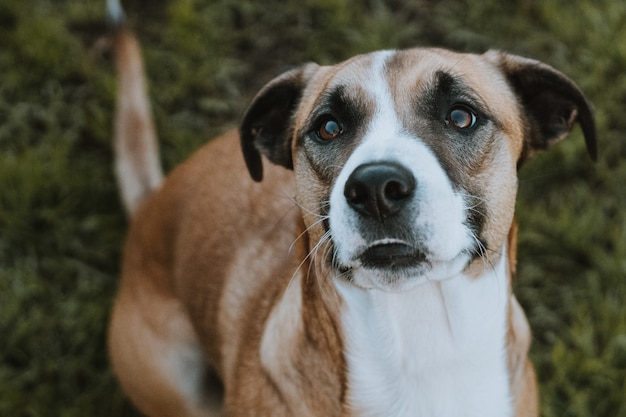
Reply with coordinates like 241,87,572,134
289,215,329,253
457,192,488,212
285,193,330,220
467,229,510,315
286,229,333,292
312,233,336,298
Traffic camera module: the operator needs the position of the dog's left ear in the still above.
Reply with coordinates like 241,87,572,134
240,63,318,182
487,51,597,164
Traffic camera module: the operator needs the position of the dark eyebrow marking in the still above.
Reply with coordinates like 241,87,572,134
420,70,496,126
433,70,485,107
311,85,351,118
296,84,372,141
434,70,459,94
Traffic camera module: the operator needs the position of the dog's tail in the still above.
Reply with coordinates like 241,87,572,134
108,0,163,217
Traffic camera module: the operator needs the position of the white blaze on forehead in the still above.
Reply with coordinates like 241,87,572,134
328,51,473,286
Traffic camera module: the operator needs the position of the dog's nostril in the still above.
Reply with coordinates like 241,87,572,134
385,179,412,201
344,162,415,220
344,182,369,204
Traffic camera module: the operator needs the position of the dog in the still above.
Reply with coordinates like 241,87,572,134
106,5,597,417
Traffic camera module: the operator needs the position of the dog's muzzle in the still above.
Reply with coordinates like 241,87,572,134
328,136,474,290
342,161,426,270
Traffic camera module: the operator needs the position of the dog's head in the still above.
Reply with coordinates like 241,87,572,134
240,49,596,291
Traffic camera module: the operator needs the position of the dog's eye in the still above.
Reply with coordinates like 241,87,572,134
446,105,477,130
317,118,343,141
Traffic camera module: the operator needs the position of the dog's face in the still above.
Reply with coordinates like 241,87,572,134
241,48,596,291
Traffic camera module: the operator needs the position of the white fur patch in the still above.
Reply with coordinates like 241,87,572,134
336,250,512,417
260,276,303,383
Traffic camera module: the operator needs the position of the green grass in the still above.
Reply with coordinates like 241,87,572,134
1,0,624,415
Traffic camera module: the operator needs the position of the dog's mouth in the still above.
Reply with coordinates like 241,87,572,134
331,237,477,291
332,239,434,291
359,242,428,270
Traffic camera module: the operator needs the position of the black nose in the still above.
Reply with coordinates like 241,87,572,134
343,162,416,220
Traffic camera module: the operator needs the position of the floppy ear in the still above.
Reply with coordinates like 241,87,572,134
487,51,597,164
240,64,318,182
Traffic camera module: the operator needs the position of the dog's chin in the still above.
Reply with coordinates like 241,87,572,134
344,267,430,293
334,242,472,292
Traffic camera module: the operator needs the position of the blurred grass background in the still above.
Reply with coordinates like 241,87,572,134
0,0,624,415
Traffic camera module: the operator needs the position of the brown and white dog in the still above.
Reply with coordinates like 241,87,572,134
107,6,597,417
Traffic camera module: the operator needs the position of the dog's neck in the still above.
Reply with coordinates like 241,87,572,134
335,250,513,416
261,235,515,416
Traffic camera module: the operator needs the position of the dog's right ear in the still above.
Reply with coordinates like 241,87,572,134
240,64,318,182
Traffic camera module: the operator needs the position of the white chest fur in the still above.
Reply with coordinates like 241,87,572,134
335,254,513,417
